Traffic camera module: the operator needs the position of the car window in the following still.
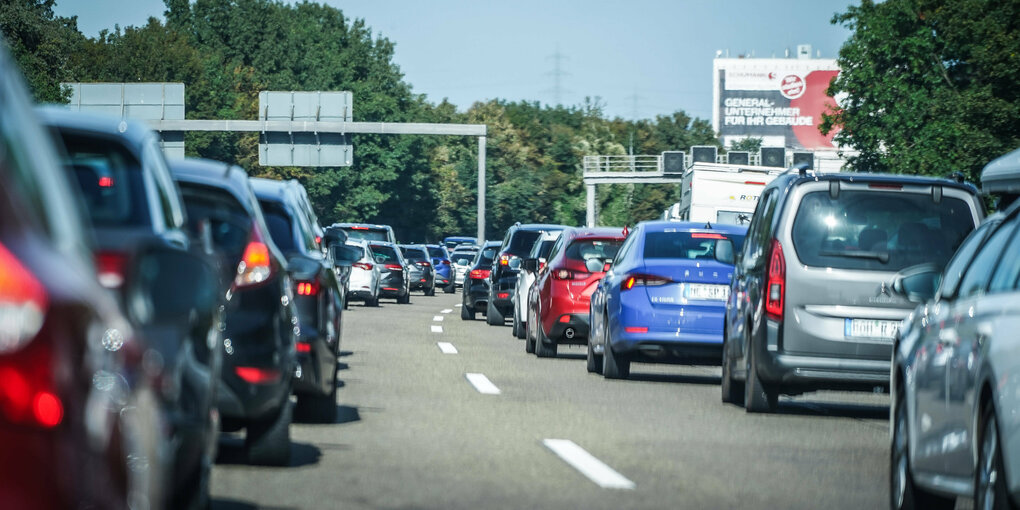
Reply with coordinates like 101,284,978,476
742,189,777,270
644,231,746,260
564,239,622,262
344,227,389,242
613,231,638,265
261,202,297,254
401,248,428,262
531,239,557,260
545,235,566,264
451,252,474,265
427,246,447,259
507,230,542,256
370,244,400,263
58,133,151,228
180,184,252,263
939,220,996,300
146,140,185,230
790,190,974,271
957,220,1017,299
989,219,1020,293
477,244,499,265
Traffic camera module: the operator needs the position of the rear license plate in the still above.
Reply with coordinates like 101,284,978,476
844,319,899,340
685,284,729,301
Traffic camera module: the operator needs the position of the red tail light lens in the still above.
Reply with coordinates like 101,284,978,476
296,281,319,296
765,238,785,321
234,366,281,384
691,233,727,240
498,292,510,299
621,274,672,291
0,242,48,353
624,326,648,333
553,269,587,280
296,342,312,353
235,225,273,288
441,260,451,265
98,176,114,187
96,250,128,289
499,254,511,266
31,391,63,428
418,261,431,267
469,269,490,280
385,264,403,272
354,262,373,271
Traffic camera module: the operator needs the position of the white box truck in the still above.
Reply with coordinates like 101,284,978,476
662,162,783,226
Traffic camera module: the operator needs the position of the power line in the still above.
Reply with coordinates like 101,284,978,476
544,47,570,106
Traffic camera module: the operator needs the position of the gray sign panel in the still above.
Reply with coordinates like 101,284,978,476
258,91,353,166
63,82,186,158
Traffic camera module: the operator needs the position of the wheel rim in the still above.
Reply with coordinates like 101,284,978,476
892,398,909,509
979,416,999,510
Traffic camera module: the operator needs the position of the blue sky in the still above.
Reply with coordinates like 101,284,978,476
53,0,854,121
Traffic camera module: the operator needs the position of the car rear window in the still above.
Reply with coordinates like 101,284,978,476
534,240,557,259
59,134,149,228
344,227,389,242
261,202,297,254
451,253,474,265
370,244,400,263
401,247,429,262
427,246,447,258
791,190,975,271
479,245,499,264
507,230,542,255
180,185,251,264
564,239,623,262
643,231,746,260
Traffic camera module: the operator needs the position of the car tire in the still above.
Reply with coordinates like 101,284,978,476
602,338,629,380
535,324,557,358
976,402,1013,510
525,319,536,353
486,299,504,326
720,338,744,405
246,401,292,466
176,449,212,510
366,296,379,307
512,306,524,338
426,285,435,296
744,340,777,413
586,340,602,374
398,291,410,304
891,383,956,510
295,363,337,424
444,283,455,294
461,302,475,320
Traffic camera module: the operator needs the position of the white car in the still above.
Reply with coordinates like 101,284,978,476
346,240,381,306
450,249,477,287
511,231,561,339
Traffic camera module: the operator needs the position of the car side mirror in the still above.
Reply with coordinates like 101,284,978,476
331,244,361,267
125,246,218,326
714,239,735,265
891,263,940,304
522,258,538,272
287,254,320,281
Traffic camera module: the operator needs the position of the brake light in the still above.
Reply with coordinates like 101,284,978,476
315,235,322,245
469,269,490,280
236,225,273,288
498,292,509,299
499,254,511,266
385,264,403,272
296,342,312,353
553,269,588,280
417,261,431,267
765,238,785,321
296,281,319,296
350,226,369,230
354,262,373,271
441,260,451,265
98,176,114,187
744,181,766,186
691,233,726,240
625,327,648,333
96,250,128,289
234,366,281,384
622,274,672,290
0,242,48,353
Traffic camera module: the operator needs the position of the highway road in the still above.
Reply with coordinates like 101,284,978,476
209,291,908,509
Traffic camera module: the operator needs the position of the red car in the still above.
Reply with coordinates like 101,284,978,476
526,227,626,357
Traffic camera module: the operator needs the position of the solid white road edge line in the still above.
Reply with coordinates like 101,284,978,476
433,315,444,321
431,325,443,333
441,309,453,314
465,373,501,395
542,439,636,490
437,342,458,354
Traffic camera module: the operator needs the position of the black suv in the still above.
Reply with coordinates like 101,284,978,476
722,167,983,413
462,241,501,320
486,224,567,326
252,178,345,423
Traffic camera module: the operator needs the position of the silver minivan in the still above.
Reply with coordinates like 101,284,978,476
722,168,983,413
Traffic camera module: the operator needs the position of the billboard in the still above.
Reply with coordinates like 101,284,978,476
712,58,840,150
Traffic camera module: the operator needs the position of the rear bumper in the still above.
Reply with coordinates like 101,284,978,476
546,313,590,344
757,321,891,392
464,279,489,310
293,330,334,396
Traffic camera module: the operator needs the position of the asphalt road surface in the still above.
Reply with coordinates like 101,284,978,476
208,291,916,509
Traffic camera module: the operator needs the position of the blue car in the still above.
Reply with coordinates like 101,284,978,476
588,221,747,379
426,244,456,293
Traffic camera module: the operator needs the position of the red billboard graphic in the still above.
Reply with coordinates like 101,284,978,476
790,70,839,149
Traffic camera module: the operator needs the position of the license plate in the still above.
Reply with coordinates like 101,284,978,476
685,284,729,301
844,319,899,340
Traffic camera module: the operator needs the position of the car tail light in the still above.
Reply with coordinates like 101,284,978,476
417,261,431,267
765,238,785,321
469,269,490,279
625,326,648,333
98,176,114,187
354,262,373,271
0,243,48,354
234,366,281,384
96,250,128,289
498,292,509,299
621,273,672,290
691,233,726,240
553,269,588,280
558,315,571,323
441,260,451,265
350,226,369,230
499,254,512,266
296,281,319,296
384,264,403,272
296,342,312,353
235,225,273,288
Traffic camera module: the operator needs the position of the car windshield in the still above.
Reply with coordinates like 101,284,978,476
59,134,149,228
345,227,389,242
564,239,623,262
370,244,400,263
643,231,747,260
791,190,974,271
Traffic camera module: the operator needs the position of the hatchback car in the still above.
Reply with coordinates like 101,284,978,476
370,241,411,304
253,178,344,423
426,244,455,293
526,227,626,357
334,222,398,245
400,244,436,296
488,223,567,326
462,241,501,320
512,230,561,339
588,222,746,378
451,248,478,288
346,240,382,306
169,159,299,464
722,168,982,413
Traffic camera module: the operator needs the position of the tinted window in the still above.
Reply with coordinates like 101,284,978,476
370,244,400,263
957,221,1016,298
401,248,429,262
180,185,251,264
939,221,995,300
532,240,557,260
478,245,499,265
451,253,475,265
507,230,542,255
146,141,184,230
742,189,777,270
791,191,974,271
427,246,447,259
262,203,296,254
989,220,1020,293
644,232,746,260
564,239,622,262
344,227,389,242
59,134,150,228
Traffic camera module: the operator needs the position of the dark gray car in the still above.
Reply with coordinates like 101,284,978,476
722,168,983,413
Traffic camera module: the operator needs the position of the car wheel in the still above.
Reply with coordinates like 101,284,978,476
445,283,455,294
176,448,212,510
586,339,602,374
366,296,379,307
486,299,504,326
535,323,557,358
720,337,744,405
602,331,629,379
744,339,777,413
398,291,410,304
512,306,522,338
891,383,955,510
525,318,536,353
295,363,337,424
976,402,1013,510
461,301,476,320
246,401,292,466
426,284,435,296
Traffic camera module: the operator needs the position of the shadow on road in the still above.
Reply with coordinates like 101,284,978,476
626,372,722,385
338,350,354,358
215,437,323,468
776,399,889,420
211,498,260,510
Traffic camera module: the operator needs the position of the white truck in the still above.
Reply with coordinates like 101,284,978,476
662,162,783,226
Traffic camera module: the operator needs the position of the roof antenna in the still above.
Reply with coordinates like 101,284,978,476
704,221,712,229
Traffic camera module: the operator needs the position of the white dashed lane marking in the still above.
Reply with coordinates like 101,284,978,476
441,309,453,314
431,325,443,333
454,304,462,307
542,439,636,490
465,373,500,395
433,315,444,321
437,342,458,354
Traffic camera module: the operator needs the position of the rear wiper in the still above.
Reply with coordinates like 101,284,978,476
819,250,890,263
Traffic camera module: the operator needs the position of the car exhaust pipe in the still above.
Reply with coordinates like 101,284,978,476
564,328,575,339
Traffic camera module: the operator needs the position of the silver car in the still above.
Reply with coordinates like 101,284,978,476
722,169,983,413
450,249,478,287
346,240,381,306
512,230,560,339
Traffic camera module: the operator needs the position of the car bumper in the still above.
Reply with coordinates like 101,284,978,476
757,321,891,391
546,313,589,344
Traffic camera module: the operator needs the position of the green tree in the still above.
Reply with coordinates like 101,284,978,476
822,0,1020,180
729,137,763,152
0,0,84,102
